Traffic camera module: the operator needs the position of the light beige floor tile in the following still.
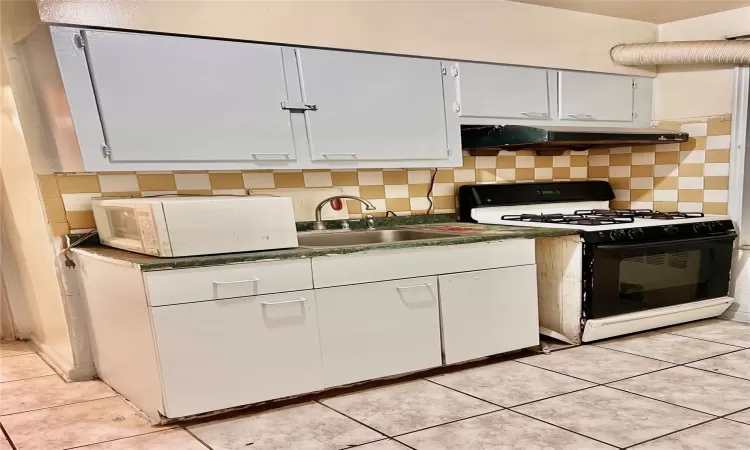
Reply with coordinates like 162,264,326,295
687,349,750,380
610,366,750,416
631,419,750,449
397,410,615,449
357,439,411,450
188,402,384,449
1,396,159,450
726,408,750,425
0,340,34,358
321,380,499,436
0,354,54,383
0,375,116,415
428,361,594,407
0,434,11,450
74,429,207,449
664,319,750,347
513,386,711,448
595,331,740,364
518,345,672,383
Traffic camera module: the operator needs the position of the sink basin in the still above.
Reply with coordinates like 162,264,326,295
297,229,462,248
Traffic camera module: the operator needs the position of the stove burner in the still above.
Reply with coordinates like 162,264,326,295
501,213,635,226
574,209,705,220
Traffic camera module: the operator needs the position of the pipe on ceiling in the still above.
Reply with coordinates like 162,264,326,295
611,40,750,66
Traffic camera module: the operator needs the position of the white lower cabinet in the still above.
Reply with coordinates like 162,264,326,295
439,265,540,364
150,290,323,417
315,277,442,387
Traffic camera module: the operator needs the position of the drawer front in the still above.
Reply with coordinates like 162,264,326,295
316,277,441,387
312,239,535,288
151,290,323,417
145,259,313,306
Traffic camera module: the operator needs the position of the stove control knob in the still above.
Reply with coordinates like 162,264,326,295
609,230,626,241
628,228,645,240
693,223,709,233
708,222,722,232
664,225,679,235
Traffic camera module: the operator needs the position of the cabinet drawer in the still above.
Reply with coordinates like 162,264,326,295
145,259,313,306
312,239,535,288
439,265,539,364
151,290,323,417
316,277,441,387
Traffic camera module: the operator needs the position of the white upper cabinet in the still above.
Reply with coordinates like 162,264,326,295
453,63,554,121
558,71,635,122
294,49,452,162
81,30,298,164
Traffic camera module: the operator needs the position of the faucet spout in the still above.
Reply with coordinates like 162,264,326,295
314,196,376,231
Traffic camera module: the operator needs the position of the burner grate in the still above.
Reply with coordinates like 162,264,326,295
573,209,705,220
501,213,635,226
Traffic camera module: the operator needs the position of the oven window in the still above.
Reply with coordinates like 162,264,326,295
106,207,140,240
587,236,735,319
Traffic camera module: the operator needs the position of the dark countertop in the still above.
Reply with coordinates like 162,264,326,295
71,214,579,271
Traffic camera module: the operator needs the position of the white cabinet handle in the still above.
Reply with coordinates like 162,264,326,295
251,153,291,160
213,278,260,286
321,153,359,159
396,283,433,290
521,112,550,118
566,113,596,120
261,297,308,306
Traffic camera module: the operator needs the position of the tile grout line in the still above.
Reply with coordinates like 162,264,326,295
513,358,678,386
180,426,213,450
507,408,623,449
0,395,126,417
0,373,59,385
0,422,18,450
0,391,119,417
621,417,722,449
685,364,750,383
603,383,726,417
662,330,750,348
622,402,750,449
314,400,391,444
390,410,503,439
61,428,179,450
512,360,606,385
419,379,618,448
424,375,598,410
593,341,744,365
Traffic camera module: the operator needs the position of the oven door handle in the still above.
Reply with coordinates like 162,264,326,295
594,232,737,250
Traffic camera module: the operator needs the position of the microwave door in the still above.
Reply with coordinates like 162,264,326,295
585,235,736,320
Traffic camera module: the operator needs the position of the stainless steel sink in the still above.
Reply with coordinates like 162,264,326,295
297,229,462,248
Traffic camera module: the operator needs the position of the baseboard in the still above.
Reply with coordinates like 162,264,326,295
30,336,96,381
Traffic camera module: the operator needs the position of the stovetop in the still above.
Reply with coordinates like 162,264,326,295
500,209,706,227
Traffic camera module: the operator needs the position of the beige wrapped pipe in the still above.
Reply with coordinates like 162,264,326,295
611,40,750,66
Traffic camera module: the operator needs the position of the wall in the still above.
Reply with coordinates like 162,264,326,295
36,0,656,77
655,7,750,120
40,116,733,234
40,152,591,234
1,0,87,377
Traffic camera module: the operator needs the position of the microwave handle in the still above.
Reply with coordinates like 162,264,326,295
594,233,736,251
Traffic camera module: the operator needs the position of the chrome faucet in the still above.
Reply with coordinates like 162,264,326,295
314,195,377,231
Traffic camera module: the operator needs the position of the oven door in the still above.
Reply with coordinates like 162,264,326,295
585,234,736,319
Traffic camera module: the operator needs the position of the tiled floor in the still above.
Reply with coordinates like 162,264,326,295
2,318,750,449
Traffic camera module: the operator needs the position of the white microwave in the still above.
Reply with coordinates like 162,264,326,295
91,196,298,257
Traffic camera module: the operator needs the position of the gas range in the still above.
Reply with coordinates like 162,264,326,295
457,181,736,343
459,181,733,244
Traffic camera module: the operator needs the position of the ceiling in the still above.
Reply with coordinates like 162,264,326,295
508,0,750,24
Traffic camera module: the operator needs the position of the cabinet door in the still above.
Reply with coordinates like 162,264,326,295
295,49,450,162
454,63,552,120
82,30,297,163
150,290,323,417
439,266,539,364
559,71,635,122
316,277,441,387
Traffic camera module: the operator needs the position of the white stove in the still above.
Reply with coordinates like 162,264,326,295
458,181,737,343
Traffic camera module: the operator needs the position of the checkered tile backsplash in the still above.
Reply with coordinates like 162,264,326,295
39,117,731,236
